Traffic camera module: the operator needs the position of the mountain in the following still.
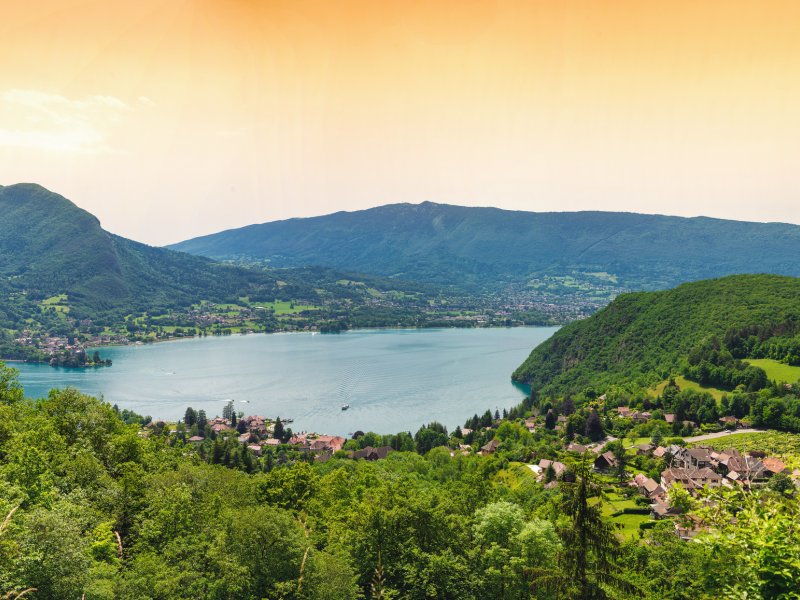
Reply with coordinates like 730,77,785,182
168,202,800,290
512,274,800,395
0,183,312,323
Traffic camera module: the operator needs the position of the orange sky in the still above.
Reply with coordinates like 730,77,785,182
1,0,799,244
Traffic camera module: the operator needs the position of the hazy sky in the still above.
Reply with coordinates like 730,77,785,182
1,1,799,245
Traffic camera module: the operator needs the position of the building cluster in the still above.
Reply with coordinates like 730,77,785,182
182,414,395,462
627,443,797,538
14,330,128,356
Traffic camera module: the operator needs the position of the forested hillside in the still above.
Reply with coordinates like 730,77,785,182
513,274,800,396
1,366,797,599
169,201,800,290
0,184,302,322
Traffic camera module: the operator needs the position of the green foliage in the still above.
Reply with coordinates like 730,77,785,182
695,487,800,599
514,275,800,395
0,357,798,599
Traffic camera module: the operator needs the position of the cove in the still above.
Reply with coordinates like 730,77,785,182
10,327,557,436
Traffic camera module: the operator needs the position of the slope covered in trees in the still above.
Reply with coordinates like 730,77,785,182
0,184,295,320
512,274,800,396
169,201,800,290
1,365,797,599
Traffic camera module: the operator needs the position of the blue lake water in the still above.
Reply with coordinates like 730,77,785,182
9,327,556,436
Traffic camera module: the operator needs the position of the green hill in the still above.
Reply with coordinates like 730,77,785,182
512,274,800,395
168,202,800,291
0,183,298,322
0,184,439,334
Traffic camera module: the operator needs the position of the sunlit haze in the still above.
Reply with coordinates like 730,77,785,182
2,0,799,245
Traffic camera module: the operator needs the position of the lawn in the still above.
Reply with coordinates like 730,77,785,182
651,376,725,402
747,358,800,384
592,492,651,541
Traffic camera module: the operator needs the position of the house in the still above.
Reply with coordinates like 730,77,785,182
211,423,231,433
653,446,668,459
481,438,501,454
242,415,268,435
632,473,665,499
566,442,589,454
664,414,676,424
262,438,281,447
311,435,346,453
718,416,738,428
188,435,205,443
633,443,654,456
247,444,262,456
352,446,393,461
651,499,678,519
672,447,713,469
593,451,618,472
674,515,706,540
661,467,721,492
617,407,632,418
762,457,788,476
538,459,567,481
724,456,768,485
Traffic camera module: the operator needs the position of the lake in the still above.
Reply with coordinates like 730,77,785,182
10,327,556,436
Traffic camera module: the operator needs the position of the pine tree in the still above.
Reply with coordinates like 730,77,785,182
545,409,557,430
196,410,207,432
585,409,604,442
273,418,285,442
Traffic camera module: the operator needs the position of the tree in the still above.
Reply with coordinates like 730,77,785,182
545,410,556,430
414,425,448,454
531,463,632,599
236,418,247,434
767,471,794,496
273,418,285,442
196,410,207,433
0,362,23,405
222,401,234,421
606,440,627,482
184,407,197,427
650,428,664,447
585,409,604,442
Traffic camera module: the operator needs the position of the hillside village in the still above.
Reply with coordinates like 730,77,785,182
145,392,800,548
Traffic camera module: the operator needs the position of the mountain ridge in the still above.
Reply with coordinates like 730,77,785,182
167,201,800,290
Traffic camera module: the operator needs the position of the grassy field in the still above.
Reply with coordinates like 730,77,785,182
747,358,800,384
255,300,320,315
40,294,69,314
651,375,726,401
596,491,651,541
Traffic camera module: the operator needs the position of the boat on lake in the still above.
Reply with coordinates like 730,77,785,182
341,404,350,411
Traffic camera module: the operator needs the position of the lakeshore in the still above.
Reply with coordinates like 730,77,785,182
11,326,557,436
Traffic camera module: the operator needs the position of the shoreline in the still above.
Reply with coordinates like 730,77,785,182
32,321,559,355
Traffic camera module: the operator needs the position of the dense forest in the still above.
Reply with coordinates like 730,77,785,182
513,274,800,394
0,364,798,599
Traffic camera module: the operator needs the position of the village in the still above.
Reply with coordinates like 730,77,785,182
139,393,800,548
523,403,800,541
